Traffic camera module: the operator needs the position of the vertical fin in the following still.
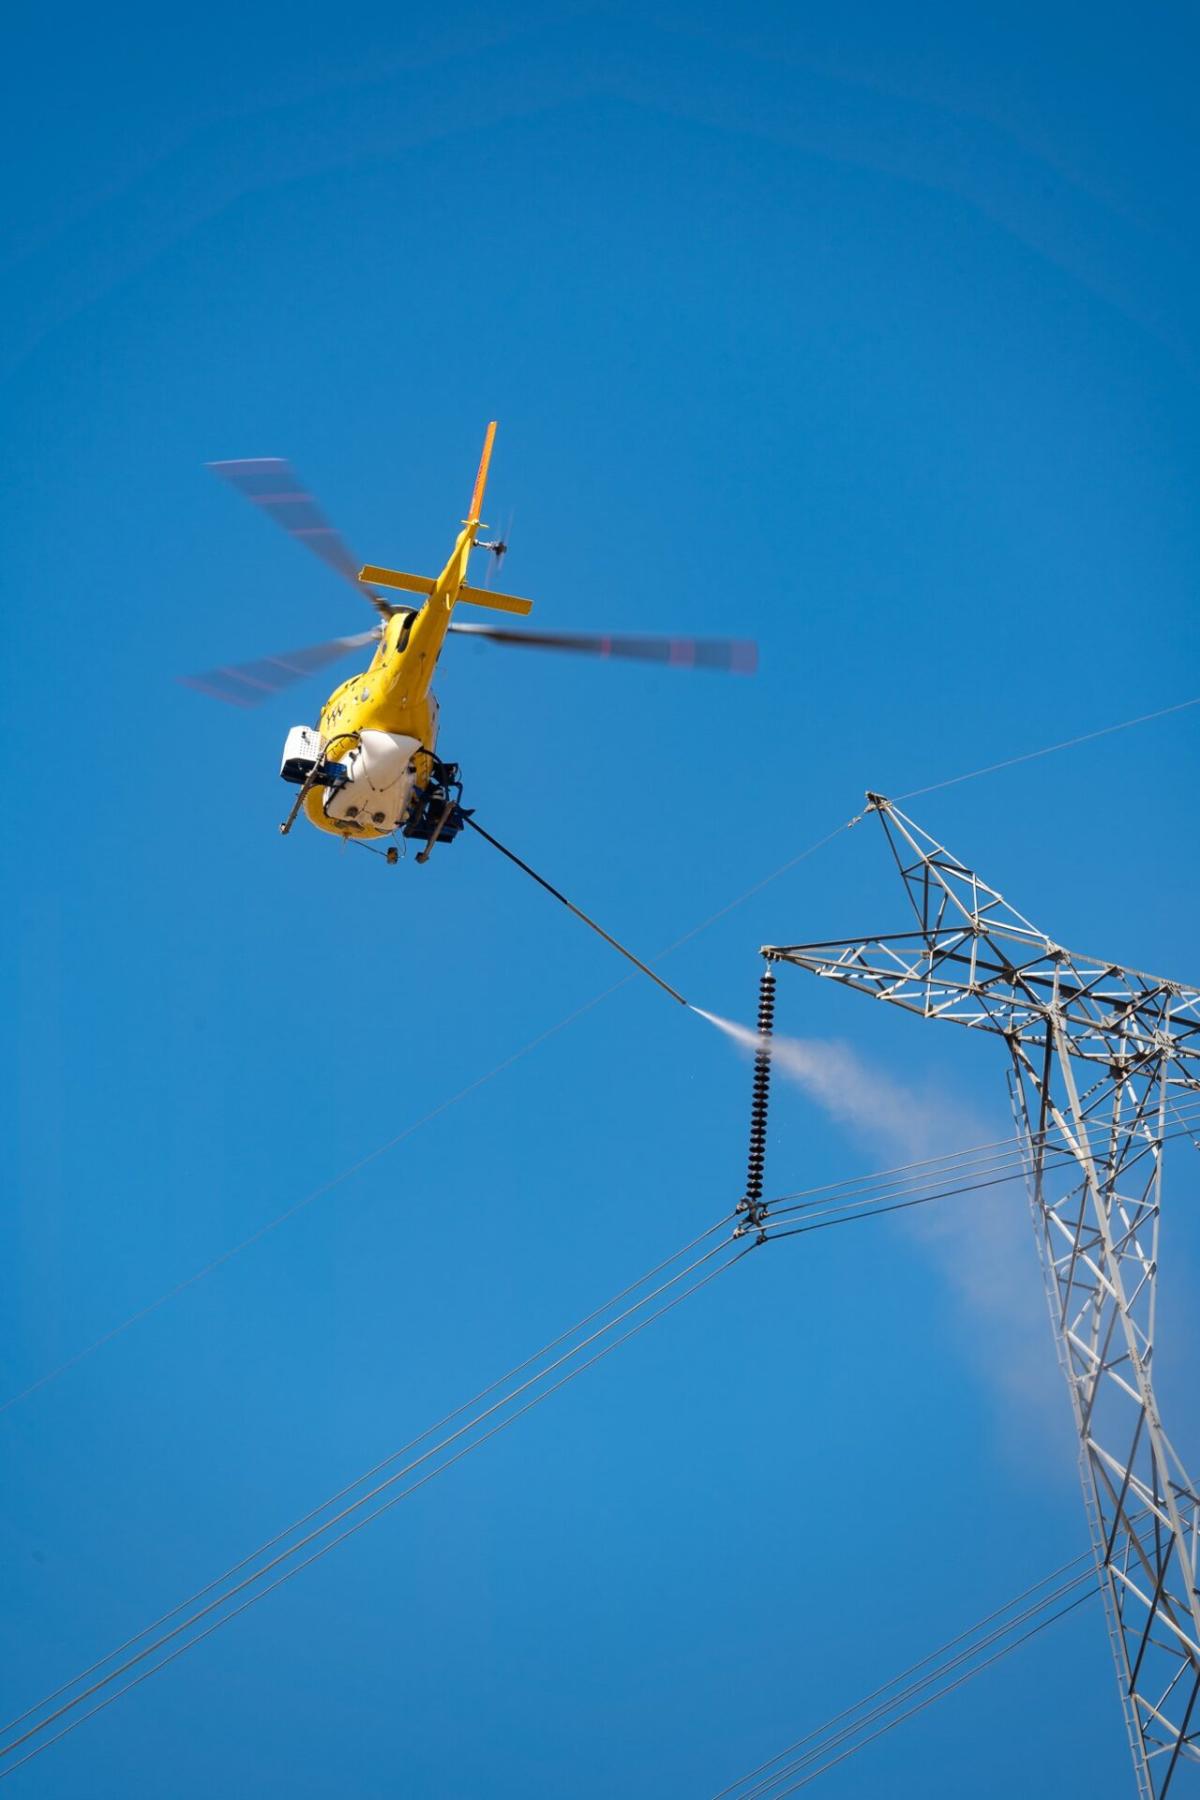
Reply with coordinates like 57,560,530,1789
467,421,498,523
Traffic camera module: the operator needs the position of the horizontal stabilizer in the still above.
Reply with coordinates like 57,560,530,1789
358,565,436,596
456,583,534,617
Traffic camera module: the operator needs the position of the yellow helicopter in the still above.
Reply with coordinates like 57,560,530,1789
187,423,756,864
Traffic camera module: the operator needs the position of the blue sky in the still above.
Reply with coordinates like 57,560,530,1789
3,5,1199,1794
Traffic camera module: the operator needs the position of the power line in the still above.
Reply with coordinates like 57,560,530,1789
0,1234,753,1775
9,1108,1197,1752
3,1117,1160,1774
762,1098,1200,1211
895,693,1200,801
15,1059,1191,1425
764,1590,1098,1797
0,1215,736,1741
757,1103,1200,1240
738,1577,1093,1799
762,1134,1200,1239
709,1550,1095,1800
9,1101,1196,1744
7,1095,1185,1772
713,1559,1101,1800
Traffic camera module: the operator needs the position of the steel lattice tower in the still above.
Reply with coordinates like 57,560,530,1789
763,795,1200,1796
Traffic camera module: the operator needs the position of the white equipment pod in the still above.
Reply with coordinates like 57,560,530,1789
321,730,422,833
280,724,324,784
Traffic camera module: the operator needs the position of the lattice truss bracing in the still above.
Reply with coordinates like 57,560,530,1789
764,796,1200,1798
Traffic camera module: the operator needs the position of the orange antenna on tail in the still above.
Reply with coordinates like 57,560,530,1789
467,421,498,523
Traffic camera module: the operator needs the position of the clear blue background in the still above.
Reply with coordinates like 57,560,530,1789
3,4,1199,1794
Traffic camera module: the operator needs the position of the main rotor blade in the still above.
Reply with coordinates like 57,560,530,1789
447,623,757,674
208,458,388,614
178,629,379,708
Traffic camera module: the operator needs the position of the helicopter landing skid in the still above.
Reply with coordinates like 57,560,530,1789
404,758,471,864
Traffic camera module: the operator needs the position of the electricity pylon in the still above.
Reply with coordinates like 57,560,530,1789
763,795,1200,1796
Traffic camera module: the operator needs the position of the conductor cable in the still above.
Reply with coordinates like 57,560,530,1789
0,1235,752,1772
755,1586,1097,1797
895,693,1200,802
744,1077,1200,1212
757,1129,1200,1242
713,1555,1102,1800
0,1214,736,1738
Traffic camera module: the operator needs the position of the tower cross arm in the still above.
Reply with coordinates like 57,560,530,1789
763,801,1200,1073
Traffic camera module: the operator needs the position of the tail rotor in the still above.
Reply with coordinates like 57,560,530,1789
478,508,514,588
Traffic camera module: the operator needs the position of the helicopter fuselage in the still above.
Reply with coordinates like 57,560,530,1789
200,420,754,852
273,424,532,846
302,595,447,840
